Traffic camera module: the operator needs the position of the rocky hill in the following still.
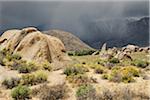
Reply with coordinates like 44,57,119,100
44,30,93,51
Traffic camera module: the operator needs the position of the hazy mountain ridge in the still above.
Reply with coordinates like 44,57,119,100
82,16,149,48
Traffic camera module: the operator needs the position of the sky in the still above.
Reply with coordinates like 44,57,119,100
0,0,149,47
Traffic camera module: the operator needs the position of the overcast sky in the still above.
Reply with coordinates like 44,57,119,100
0,0,149,43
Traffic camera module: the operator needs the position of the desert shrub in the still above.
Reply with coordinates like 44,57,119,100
94,66,106,74
76,84,96,100
18,62,37,73
21,74,36,86
0,56,5,66
97,85,150,100
0,48,22,66
68,50,96,56
109,69,123,83
11,53,22,60
67,51,75,56
120,73,135,83
101,74,109,80
1,48,12,55
121,66,140,77
2,77,21,89
5,53,21,61
75,64,89,72
9,60,26,70
131,60,149,68
32,84,68,100
0,48,11,66
97,88,114,100
41,61,52,71
21,71,48,86
34,70,48,83
11,85,31,100
109,58,120,64
108,66,139,83
67,74,91,86
64,66,85,76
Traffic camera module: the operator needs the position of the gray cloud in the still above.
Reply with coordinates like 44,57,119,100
0,1,149,47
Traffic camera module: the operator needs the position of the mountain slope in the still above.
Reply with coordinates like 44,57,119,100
81,16,149,48
44,30,93,51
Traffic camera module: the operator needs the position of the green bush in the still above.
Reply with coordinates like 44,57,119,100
0,48,23,68
11,85,31,100
131,60,149,68
109,58,120,64
76,84,96,100
9,60,26,70
0,56,5,66
94,66,106,74
18,62,37,73
21,71,48,86
34,70,48,83
0,48,11,57
68,50,96,56
101,74,109,79
67,51,75,56
5,53,21,62
64,66,85,76
11,53,22,60
21,74,36,86
41,61,52,71
0,48,11,66
2,77,21,89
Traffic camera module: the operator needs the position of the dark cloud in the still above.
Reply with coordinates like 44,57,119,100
0,1,149,47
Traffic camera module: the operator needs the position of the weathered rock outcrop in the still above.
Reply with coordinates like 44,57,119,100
0,27,70,63
122,44,139,53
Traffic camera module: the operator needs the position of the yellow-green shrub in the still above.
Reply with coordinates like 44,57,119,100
41,61,52,71
64,66,86,76
34,70,48,83
101,74,109,80
108,66,139,83
121,66,140,77
21,74,36,86
11,85,31,100
109,58,120,64
18,62,37,73
76,84,96,100
94,65,106,74
131,59,149,68
21,70,48,86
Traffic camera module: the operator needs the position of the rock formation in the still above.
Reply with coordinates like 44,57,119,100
0,27,70,63
101,43,107,52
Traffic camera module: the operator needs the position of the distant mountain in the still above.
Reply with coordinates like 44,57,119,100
82,16,149,48
44,30,93,51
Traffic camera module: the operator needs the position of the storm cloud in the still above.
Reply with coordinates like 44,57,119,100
0,0,149,47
